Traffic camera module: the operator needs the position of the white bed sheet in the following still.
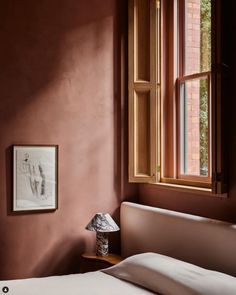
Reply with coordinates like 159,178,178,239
0,271,155,295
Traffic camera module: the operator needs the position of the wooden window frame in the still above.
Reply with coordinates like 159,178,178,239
161,0,213,189
177,0,212,186
128,0,227,194
176,72,212,186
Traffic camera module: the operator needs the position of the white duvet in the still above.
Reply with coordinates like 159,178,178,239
1,252,236,295
0,271,155,295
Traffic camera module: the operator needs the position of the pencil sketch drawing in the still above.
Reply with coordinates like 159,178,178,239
13,145,57,211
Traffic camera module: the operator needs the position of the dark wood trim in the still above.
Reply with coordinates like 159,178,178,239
211,0,227,193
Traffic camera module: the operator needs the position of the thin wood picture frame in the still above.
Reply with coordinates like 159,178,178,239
13,144,58,212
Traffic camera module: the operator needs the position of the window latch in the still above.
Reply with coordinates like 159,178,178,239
213,172,222,182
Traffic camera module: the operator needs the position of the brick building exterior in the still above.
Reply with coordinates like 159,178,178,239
185,0,201,175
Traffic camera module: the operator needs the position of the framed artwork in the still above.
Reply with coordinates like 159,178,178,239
13,145,58,212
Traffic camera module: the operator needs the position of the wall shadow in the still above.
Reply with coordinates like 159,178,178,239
0,0,116,121
0,0,130,280
32,238,86,278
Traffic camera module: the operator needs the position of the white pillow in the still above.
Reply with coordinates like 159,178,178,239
102,252,236,295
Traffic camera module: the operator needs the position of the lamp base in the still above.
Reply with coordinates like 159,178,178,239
96,232,108,256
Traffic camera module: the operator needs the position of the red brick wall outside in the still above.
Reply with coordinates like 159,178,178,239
184,0,201,175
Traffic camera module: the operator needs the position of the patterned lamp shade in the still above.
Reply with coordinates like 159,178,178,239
86,213,120,256
85,213,120,233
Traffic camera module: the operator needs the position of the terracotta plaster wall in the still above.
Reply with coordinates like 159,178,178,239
0,0,136,279
139,1,236,223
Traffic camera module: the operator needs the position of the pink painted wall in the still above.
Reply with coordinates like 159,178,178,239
0,0,234,281
0,0,137,279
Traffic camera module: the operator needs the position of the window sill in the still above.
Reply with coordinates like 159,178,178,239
145,181,228,198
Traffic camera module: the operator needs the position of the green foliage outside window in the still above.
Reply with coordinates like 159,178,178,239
200,0,211,175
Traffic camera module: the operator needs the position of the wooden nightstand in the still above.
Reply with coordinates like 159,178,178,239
80,253,123,273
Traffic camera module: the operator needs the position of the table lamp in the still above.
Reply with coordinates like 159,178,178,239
86,213,120,256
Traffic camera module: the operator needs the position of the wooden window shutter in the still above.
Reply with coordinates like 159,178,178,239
211,0,227,194
128,0,160,183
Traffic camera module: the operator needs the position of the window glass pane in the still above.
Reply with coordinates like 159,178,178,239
180,77,209,176
185,0,211,75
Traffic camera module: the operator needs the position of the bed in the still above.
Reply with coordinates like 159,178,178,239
1,202,236,295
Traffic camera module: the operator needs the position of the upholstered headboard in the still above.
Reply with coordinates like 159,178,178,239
120,202,236,277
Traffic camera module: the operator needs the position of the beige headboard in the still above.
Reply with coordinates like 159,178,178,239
120,202,236,277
